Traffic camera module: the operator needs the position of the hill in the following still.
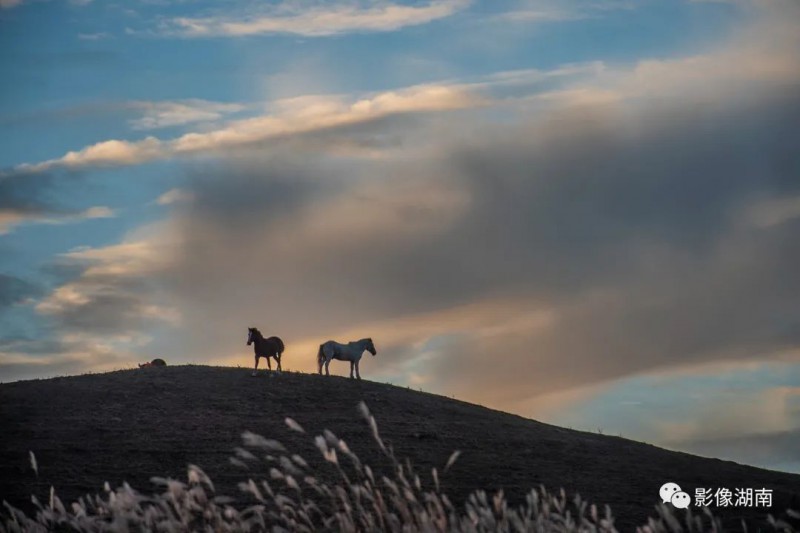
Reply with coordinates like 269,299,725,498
1,365,798,531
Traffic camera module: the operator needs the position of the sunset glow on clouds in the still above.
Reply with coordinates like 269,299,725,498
1,0,799,473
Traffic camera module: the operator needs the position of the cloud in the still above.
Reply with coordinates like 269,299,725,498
0,274,42,310
0,205,115,235
0,334,146,382
678,428,800,472
493,9,582,23
1,222,184,381
158,78,799,390
78,32,110,41
144,0,800,405
153,188,194,206
128,99,247,130
160,0,469,38
502,358,800,472
747,195,800,229
0,172,56,218
666,385,800,444
6,1,800,460
8,0,799,178
6,82,487,174
659,381,800,470
490,0,637,24
1,0,93,9
0,167,116,234
35,228,181,336
12,137,163,174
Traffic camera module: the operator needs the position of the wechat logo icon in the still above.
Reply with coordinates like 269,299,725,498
660,482,691,509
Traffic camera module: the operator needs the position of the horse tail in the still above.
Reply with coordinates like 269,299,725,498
317,344,324,367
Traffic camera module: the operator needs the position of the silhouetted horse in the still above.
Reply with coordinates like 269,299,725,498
317,338,376,379
247,327,284,376
139,358,166,368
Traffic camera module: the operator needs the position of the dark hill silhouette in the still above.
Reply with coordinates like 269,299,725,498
1,365,798,530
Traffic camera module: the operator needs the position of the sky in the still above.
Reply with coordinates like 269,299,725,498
1,0,799,475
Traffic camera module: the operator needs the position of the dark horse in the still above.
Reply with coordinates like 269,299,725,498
247,327,284,376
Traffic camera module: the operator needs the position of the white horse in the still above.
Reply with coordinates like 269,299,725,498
317,338,376,379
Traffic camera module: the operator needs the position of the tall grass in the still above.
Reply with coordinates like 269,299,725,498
2,402,797,532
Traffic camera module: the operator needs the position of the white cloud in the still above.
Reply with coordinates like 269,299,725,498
33,227,183,341
0,206,115,235
8,82,486,174
492,8,584,23
154,188,194,206
489,0,636,25
128,99,247,130
1,0,94,8
162,0,469,38
6,1,799,177
746,195,800,229
60,238,173,278
13,138,163,174
78,32,109,40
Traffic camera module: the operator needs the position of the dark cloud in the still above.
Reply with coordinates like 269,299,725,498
419,90,800,401
0,100,128,129
38,260,91,286
0,350,131,383
48,292,155,334
676,428,800,471
161,76,800,399
0,328,130,383
0,172,58,215
0,273,42,309
181,157,335,229
33,267,172,336
0,170,91,231
0,335,80,356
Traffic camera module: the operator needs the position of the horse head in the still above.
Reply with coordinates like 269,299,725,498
247,327,258,346
365,337,377,356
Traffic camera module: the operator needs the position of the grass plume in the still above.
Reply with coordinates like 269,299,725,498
2,402,797,532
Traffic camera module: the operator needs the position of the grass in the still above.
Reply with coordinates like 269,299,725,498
2,402,797,533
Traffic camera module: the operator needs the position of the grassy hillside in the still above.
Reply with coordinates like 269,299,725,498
1,365,799,531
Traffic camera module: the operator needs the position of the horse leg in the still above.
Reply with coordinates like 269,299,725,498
325,358,331,376
356,360,361,380
276,353,282,372
252,355,259,377
267,356,272,372
349,361,354,379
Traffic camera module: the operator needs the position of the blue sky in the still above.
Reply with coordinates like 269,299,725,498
1,0,799,476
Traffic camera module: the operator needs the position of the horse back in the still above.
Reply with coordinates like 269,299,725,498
265,336,284,354
256,336,283,357
323,340,355,360
321,340,341,351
